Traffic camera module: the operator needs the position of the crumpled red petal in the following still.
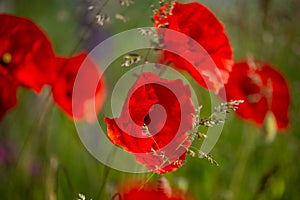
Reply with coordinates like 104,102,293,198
0,14,56,92
0,74,18,120
105,72,194,174
118,180,194,200
224,60,290,130
52,53,106,122
154,2,233,93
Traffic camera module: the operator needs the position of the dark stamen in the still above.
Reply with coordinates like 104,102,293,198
144,114,151,125
66,90,72,98
0,53,12,67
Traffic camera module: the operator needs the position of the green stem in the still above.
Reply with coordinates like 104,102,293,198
139,172,156,191
95,147,117,200
14,92,53,170
55,165,75,200
229,124,257,200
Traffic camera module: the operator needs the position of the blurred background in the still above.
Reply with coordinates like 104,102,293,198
0,0,300,199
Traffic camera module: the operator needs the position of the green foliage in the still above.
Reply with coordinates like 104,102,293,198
0,0,300,199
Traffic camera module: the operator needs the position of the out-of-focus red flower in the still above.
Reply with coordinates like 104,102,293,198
52,53,106,122
0,14,107,122
104,72,194,174
116,178,193,200
153,2,233,93
224,60,290,130
0,14,56,92
0,74,18,120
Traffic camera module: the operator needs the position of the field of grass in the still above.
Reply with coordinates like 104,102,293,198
1,0,299,199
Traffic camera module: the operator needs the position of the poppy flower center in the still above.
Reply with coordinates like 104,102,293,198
245,71,273,104
1,53,12,67
142,114,152,137
66,90,72,98
140,104,167,138
144,114,151,125
244,72,263,103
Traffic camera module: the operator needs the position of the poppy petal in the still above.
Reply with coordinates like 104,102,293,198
224,60,290,131
0,74,17,120
105,72,195,173
154,2,233,93
52,53,106,122
0,14,56,92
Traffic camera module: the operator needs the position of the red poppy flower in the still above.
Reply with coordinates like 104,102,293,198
104,72,194,174
0,74,17,120
52,53,106,122
224,60,290,130
117,179,193,200
0,14,56,92
154,2,233,93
